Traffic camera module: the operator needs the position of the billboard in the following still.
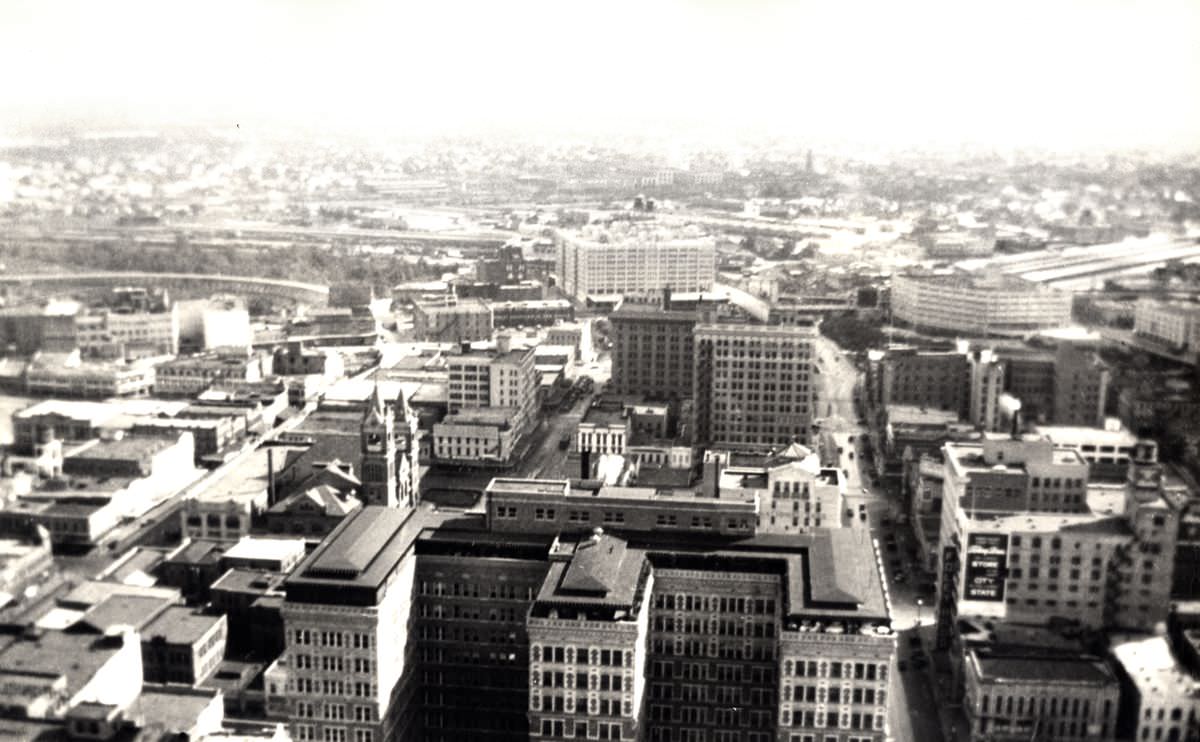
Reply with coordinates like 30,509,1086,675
963,533,1008,602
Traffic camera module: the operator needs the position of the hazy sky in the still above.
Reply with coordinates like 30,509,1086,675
2,0,1198,151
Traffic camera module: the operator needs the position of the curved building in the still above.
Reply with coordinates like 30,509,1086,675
892,271,1073,336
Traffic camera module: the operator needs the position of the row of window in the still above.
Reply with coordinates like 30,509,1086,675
292,630,373,650
293,703,376,721
787,709,883,731
537,670,625,691
788,684,886,706
291,655,373,674
787,660,888,682
292,678,376,698
652,595,776,614
534,645,629,667
292,726,373,742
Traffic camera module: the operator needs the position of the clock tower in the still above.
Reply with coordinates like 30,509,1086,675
360,383,398,508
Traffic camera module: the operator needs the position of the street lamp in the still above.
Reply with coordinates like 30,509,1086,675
915,599,924,628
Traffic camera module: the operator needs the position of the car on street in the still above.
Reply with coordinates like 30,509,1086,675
892,572,906,584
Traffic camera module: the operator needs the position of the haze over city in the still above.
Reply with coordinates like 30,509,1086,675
2,0,1199,152
2,2,1200,742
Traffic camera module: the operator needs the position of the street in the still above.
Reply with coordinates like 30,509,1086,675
814,337,947,742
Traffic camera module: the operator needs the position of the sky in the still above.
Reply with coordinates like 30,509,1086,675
1,0,1198,152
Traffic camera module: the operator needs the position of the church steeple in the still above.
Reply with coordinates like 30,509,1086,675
360,382,397,508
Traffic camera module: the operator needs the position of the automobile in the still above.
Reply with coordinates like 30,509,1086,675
557,435,571,450
845,508,855,520
892,572,906,584
862,487,870,495
859,512,868,522
848,452,854,460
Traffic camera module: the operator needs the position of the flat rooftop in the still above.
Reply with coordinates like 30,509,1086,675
972,650,1114,685
286,507,456,603
65,435,173,461
222,537,306,564
1111,634,1200,699
441,407,514,425
142,605,223,645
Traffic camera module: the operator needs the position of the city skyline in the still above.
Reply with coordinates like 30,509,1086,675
0,0,1198,153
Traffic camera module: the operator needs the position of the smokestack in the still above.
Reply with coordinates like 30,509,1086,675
580,449,591,480
703,454,721,498
267,448,277,507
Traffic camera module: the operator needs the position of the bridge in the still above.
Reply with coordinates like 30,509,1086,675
0,272,330,304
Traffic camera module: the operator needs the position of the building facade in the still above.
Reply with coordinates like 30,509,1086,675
557,225,717,302
891,273,1073,336
693,323,818,451
610,306,702,402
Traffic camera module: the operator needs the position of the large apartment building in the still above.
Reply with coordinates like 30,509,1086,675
693,322,819,451
556,224,716,302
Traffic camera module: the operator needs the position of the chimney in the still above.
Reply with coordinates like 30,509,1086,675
580,449,591,480
267,448,277,507
703,453,722,498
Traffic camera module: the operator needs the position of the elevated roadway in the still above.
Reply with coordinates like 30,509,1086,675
0,272,330,304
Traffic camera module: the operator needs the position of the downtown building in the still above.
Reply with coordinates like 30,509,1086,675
890,272,1073,337
278,475,897,742
432,336,540,467
693,322,819,452
933,434,1182,650
609,304,707,402
556,224,717,303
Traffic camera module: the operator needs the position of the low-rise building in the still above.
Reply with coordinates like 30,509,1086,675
411,299,493,344
141,606,228,685
962,645,1120,741
1134,298,1200,354
543,321,595,363
490,299,574,329
1111,634,1200,742
154,349,273,397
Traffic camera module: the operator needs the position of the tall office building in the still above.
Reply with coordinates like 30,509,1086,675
879,346,970,417
609,305,704,401
1052,341,1110,428
694,322,819,451
280,478,897,742
556,224,716,302
281,507,423,742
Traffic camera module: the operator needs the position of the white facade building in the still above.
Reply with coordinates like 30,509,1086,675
556,224,716,302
